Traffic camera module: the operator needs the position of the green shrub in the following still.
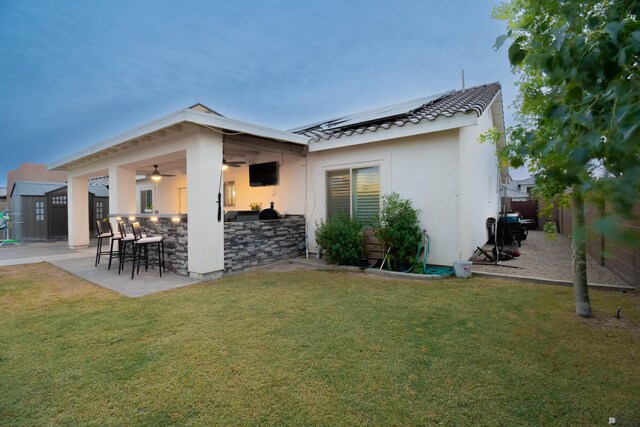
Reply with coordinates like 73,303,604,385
543,220,558,241
374,192,422,266
315,215,364,266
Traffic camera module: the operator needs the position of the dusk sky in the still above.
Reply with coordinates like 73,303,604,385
0,0,520,187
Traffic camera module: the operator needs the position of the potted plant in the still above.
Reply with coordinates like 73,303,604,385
144,205,153,214
249,202,262,211
374,192,422,272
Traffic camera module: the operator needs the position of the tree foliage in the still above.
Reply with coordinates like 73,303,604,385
374,193,422,266
494,0,640,316
494,0,639,215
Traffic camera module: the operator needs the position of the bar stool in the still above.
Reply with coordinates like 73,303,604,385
117,221,136,275
95,220,113,267
131,222,165,279
106,222,121,271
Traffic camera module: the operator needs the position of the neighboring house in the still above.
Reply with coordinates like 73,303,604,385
9,181,109,242
503,187,531,200
507,176,535,197
49,82,505,278
7,163,67,196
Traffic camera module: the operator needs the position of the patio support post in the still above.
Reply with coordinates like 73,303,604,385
67,175,89,249
108,165,137,229
186,128,224,279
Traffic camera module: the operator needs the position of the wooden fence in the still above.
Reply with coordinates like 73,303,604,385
539,197,640,286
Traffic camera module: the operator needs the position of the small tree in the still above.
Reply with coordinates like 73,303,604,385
374,192,422,269
494,0,640,317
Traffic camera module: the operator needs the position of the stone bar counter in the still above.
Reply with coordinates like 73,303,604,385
111,214,189,276
224,215,306,273
111,214,306,277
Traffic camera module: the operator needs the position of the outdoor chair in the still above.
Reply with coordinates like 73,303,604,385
131,221,165,279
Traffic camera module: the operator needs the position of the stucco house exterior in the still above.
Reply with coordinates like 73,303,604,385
49,82,505,279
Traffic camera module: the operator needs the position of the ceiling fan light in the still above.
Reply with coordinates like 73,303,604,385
151,164,162,181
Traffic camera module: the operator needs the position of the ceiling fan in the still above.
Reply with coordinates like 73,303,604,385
223,158,247,168
149,164,175,181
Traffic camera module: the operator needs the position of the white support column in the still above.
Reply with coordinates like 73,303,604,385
186,128,224,279
68,175,89,249
108,166,137,230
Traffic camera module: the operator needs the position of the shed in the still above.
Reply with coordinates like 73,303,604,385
9,181,109,242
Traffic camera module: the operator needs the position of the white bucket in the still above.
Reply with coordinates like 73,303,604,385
453,260,472,279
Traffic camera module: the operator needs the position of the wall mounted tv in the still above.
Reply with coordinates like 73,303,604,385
249,161,279,187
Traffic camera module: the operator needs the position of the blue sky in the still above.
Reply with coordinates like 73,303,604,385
0,0,520,187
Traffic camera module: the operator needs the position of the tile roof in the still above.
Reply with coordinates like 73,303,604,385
504,188,531,199
293,82,501,142
88,176,109,186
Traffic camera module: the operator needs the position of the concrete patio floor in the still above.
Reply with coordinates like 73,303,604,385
50,257,199,298
0,241,94,266
0,241,199,297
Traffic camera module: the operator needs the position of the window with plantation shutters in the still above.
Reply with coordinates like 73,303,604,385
352,166,380,224
326,166,380,224
327,170,350,219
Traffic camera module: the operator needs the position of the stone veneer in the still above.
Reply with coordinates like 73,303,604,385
121,217,189,276
224,215,306,273
119,215,306,276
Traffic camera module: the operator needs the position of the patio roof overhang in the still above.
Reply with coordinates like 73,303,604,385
49,108,309,172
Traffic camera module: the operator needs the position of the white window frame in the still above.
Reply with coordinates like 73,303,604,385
139,187,153,213
326,164,381,224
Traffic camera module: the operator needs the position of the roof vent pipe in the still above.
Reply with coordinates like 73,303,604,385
461,69,465,91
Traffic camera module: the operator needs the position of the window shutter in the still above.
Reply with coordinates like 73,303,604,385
327,170,350,219
353,166,380,225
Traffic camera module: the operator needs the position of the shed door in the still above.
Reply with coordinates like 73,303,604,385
92,197,109,237
49,194,68,240
24,196,48,241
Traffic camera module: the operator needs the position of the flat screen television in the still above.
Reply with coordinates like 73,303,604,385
249,161,279,187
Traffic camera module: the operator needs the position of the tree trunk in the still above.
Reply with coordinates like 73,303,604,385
572,189,592,317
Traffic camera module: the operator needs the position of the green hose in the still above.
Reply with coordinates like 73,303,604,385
382,231,454,276
419,231,454,276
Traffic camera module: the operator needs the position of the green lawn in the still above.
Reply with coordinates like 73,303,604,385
1,264,638,426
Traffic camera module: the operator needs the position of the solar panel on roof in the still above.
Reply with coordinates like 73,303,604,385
290,92,450,133
312,92,449,132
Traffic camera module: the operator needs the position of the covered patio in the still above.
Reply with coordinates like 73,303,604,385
49,104,308,280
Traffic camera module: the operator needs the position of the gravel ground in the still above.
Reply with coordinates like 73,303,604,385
471,230,628,286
